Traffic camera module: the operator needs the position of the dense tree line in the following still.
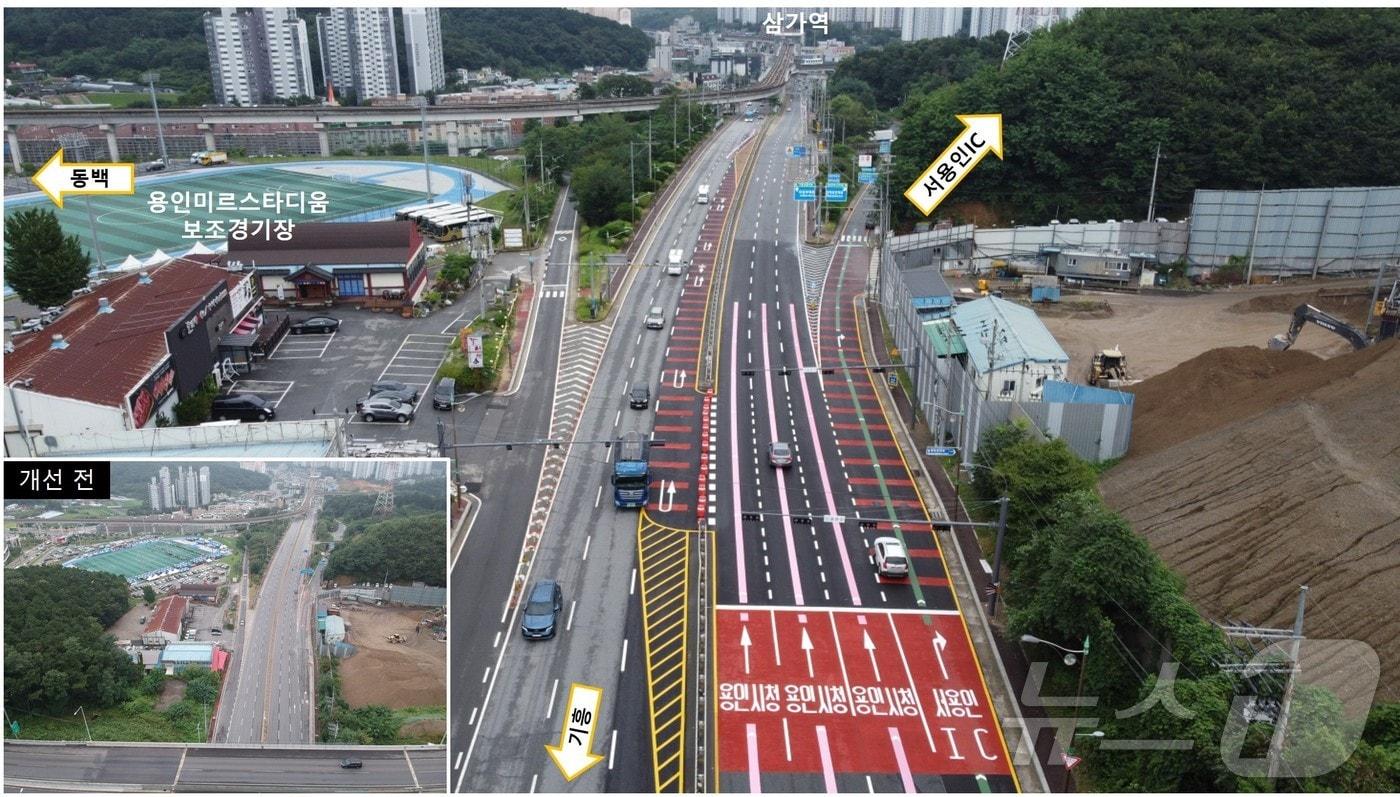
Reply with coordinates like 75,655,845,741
4,567,141,713
440,8,651,78
971,422,1400,791
881,8,1400,226
236,521,288,578
324,515,445,588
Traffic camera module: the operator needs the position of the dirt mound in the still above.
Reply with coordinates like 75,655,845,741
1124,343,1394,459
1229,289,1375,326
1105,340,1400,693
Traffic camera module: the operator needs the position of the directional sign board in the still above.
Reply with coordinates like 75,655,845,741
465,334,484,368
825,183,848,203
879,140,892,155
859,168,878,185
792,145,808,157
827,172,842,183
859,154,873,168
925,446,958,457
793,182,817,202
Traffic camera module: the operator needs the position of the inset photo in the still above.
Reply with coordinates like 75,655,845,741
2,458,447,792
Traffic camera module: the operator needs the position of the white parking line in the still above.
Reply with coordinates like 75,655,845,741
271,330,337,360
228,380,295,407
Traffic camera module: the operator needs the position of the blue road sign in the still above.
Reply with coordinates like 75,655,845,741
793,182,816,202
879,140,892,155
859,168,878,184
825,183,848,203
792,145,807,157
925,446,959,457
827,172,842,183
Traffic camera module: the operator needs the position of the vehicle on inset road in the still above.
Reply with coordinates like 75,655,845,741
768,441,793,468
873,537,909,578
629,384,651,409
520,580,563,639
290,316,340,334
644,306,666,330
339,758,363,769
359,397,415,423
370,380,420,402
211,394,275,422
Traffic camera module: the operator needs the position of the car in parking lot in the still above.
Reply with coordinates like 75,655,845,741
629,384,650,409
211,394,275,422
290,316,340,334
768,441,793,468
358,397,415,423
432,377,456,410
872,536,909,577
644,306,666,329
356,389,416,410
370,380,420,402
521,580,563,639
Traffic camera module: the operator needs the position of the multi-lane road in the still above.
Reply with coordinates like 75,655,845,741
215,474,320,745
452,73,1023,794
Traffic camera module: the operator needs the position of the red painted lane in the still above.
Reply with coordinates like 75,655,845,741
717,608,1012,781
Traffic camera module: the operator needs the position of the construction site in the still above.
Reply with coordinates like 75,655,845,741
333,603,447,713
1031,276,1400,692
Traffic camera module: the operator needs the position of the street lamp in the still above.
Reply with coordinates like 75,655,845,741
1021,633,1092,791
73,705,92,742
142,71,169,165
960,462,1010,614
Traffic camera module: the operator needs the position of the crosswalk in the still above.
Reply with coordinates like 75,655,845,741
538,285,568,299
837,232,869,244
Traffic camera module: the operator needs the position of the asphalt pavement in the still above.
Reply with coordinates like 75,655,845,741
450,117,756,793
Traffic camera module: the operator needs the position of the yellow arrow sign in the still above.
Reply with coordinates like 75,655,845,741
545,683,605,781
31,149,137,209
903,114,1004,216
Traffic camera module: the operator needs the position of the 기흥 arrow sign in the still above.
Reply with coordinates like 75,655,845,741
903,114,1003,216
545,683,605,781
31,149,136,208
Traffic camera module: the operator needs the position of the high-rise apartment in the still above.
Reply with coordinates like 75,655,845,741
317,8,401,102
401,8,446,94
204,8,314,106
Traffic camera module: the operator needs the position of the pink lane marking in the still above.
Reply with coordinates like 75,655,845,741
815,725,838,793
729,302,748,604
889,727,917,793
747,723,763,793
788,303,862,606
761,302,804,604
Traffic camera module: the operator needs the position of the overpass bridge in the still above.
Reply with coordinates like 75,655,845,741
5,49,794,169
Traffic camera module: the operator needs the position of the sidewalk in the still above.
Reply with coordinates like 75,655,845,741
857,295,1065,793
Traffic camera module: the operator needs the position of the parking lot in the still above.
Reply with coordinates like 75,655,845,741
220,307,466,445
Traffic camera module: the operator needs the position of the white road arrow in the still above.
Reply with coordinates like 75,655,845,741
545,683,605,781
932,630,949,680
837,333,846,348
673,369,688,389
801,628,815,678
863,630,882,682
740,626,753,675
657,480,676,513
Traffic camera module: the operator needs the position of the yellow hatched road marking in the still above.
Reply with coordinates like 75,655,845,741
637,510,694,792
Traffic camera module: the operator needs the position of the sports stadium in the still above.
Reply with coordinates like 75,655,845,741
64,536,230,583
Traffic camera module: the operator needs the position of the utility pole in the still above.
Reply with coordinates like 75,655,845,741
647,116,654,182
521,154,532,248
988,496,1009,615
673,96,678,152
983,319,1000,401
84,196,107,270
1267,586,1309,780
538,137,545,185
1245,182,1265,285
629,142,637,224
1146,142,1161,221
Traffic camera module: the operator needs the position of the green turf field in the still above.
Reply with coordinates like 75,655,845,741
70,539,208,579
5,164,426,270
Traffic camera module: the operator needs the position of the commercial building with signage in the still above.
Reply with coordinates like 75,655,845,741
225,220,428,306
4,256,260,455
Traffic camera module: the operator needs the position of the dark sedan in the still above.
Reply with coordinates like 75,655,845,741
370,380,420,403
520,580,563,639
290,316,340,334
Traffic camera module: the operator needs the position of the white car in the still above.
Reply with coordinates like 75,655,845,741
873,537,909,577
644,306,666,329
666,249,686,276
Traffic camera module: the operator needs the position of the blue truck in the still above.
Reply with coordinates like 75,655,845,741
612,431,650,508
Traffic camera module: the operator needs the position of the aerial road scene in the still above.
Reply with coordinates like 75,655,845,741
3,460,448,791
4,3,1400,795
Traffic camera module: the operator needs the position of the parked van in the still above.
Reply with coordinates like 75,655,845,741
432,377,456,410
